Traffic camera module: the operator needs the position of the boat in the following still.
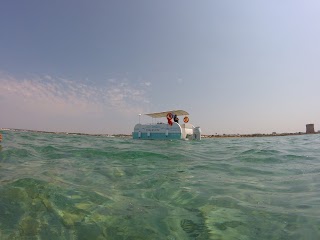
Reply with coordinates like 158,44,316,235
132,110,201,140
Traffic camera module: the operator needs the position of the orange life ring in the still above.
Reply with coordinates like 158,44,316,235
183,116,189,123
166,113,173,120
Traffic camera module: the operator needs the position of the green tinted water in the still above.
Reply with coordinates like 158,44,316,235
0,131,320,239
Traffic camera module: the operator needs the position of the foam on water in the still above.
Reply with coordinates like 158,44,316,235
0,131,320,239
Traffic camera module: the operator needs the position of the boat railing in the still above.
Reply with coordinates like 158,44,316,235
139,122,168,125
140,122,183,126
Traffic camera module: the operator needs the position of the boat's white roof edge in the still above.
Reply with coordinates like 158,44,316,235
145,110,189,118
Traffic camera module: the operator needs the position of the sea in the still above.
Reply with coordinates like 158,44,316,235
0,130,320,240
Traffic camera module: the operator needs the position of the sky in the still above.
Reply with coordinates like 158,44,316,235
1,0,320,134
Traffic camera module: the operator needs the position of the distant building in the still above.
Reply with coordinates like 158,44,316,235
306,124,315,134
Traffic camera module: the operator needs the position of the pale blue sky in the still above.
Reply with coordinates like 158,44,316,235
1,1,319,134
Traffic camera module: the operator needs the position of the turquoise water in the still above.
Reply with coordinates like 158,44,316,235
0,131,320,240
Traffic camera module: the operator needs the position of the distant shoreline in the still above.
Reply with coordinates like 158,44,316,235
0,128,127,138
202,132,319,138
1,128,319,138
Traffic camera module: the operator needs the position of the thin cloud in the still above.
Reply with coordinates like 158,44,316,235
106,80,149,113
0,73,150,116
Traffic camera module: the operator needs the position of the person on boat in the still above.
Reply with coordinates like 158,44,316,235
0,133,2,142
174,114,179,123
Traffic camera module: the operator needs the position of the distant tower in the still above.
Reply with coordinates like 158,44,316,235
306,124,315,134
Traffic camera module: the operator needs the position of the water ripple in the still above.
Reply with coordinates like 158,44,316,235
0,131,320,239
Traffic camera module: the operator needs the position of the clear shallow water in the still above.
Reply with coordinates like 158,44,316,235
0,131,320,240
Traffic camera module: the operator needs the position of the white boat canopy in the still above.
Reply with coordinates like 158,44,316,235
145,110,189,118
